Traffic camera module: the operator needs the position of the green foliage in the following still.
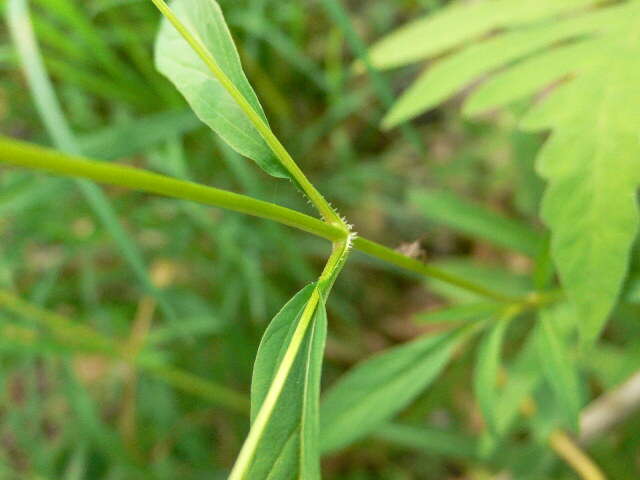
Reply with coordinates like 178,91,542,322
241,285,326,479
155,0,288,179
415,301,499,324
366,0,598,71
320,327,468,453
1,0,638,478
521,39,640,343
410,189,543,256
534,303,582,431
474,312,511,434
374,0,640,343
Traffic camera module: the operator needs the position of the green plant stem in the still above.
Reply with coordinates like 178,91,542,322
149,0,345,228
0,136,518,303
352,237,519,302
0,288,249,413
0,137,345,243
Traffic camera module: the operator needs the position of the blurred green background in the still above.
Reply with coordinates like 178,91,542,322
1,0,639,478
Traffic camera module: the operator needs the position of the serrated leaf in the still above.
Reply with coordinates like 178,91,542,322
383,0,629,128
320,328,467,453
233,284,326,479
379,1,640,343
382,2,629,128
410,189,543,256
154,0,289,179
464,38,603,116
534,303,582,431
367,0,597,71
520,21,640,343
474,315,511,435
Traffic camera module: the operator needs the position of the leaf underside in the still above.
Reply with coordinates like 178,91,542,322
154,0,289,179
247,284,326,479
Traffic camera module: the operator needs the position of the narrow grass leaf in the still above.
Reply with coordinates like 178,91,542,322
78,109,201,160
416,302,499,324
154,0,289,179
320,328,468,453
474,314,511,434
410,189,543,256
534,304,582,431
375,423,478,460
426,258,530,303
7,0,176,323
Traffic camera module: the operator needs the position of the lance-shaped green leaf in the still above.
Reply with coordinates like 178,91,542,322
379,1,631,127
533,303,582,431
320,327,469,453
235,284,326,479
520,14,640,343
230,240,350,479
154,0,289,179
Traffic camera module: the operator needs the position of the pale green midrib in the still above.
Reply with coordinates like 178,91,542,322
0,136,518,303
149,0,345,228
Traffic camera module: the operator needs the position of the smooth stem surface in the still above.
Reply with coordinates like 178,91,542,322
0,136,517,303
0,137,345,242
149,0,344,227
0,288,249,413
229,240,350,479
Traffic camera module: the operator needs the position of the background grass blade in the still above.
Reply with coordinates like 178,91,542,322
474,311,513,435
320,327,470,453
534,303,582,431
410,189,544,257
6,0,176,323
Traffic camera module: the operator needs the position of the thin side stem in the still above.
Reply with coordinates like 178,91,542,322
549,430,607,480
0,288,249,413
352,237,519,302
149,0,345,227
0,136,519,303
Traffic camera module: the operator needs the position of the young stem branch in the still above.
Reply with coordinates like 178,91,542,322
0,136,521,303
